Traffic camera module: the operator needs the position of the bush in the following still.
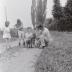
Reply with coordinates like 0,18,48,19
48,18,72,32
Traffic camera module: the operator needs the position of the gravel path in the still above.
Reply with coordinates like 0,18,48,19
0,41,42,72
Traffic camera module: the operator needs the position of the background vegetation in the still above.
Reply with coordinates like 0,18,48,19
45,0,72,31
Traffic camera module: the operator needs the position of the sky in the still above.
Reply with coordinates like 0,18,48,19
0,0,67,29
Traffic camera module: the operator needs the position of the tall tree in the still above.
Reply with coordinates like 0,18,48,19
36,0,47,25
52,0,63,20
31,0,36,28
31,0,47,27
63,0,72,31
64,0,72,17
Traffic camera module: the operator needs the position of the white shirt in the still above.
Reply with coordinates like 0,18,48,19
3,27,11,39
40,27,53,42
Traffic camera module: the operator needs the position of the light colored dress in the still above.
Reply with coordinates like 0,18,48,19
3,27,11,39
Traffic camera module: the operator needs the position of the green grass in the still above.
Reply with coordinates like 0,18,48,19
35,31,72,72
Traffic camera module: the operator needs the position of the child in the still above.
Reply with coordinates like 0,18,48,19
35,24,53,48
25,28,33,48
15,19,24,46
3,21,11,49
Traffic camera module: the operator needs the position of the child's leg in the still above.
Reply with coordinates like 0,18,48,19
5,38,10,49
21,32,24,46
7,38,11,49
18,31,22,46
8,38,11,48
5,38,8,49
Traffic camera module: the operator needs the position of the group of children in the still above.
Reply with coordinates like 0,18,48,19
2,19,53,49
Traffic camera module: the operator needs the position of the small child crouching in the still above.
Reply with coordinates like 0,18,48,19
35,24,53,48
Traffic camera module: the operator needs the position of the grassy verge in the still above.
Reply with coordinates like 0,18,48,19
35,31,72,72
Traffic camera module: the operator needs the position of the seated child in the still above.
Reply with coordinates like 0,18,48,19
35,24,53,48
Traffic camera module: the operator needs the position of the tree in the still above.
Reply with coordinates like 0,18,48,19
64,0,72,17
63,0,72,31
31,0,47,28
51,0,65,31
52,0,63,20
31,0,36,28
36,0,47,25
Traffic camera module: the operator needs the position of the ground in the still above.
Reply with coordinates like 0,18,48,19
0,31,72,72
0,39,42,72
35,31,72,72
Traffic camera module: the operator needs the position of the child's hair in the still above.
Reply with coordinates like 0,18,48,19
36,24,43,30
17,19,21,25
5,21,10,27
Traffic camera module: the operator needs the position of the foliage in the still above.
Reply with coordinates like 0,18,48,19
31,0,47,27
50,0,64,31
52,0,63,20
64,0,72,17
50,0,72,31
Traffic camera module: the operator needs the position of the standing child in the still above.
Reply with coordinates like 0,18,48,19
3,21,11,49
15,19,24,46
25,27,33,48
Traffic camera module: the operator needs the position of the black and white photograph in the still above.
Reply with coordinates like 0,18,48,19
0,0,72,72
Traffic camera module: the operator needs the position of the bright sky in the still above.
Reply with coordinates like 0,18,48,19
0,0,67,29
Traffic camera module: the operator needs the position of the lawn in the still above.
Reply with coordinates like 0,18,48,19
35,31,72,72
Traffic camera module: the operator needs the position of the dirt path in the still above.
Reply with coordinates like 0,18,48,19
0,40,18,53
0,41,42,72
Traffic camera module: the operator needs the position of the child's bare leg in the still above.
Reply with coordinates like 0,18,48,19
8,38,11,48
19,38,21,46
5,38,10,49
5,38,8,49
18,31,21,46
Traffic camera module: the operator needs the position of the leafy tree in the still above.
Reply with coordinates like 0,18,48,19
36,0,47,25
52,0,63,20
63,0,72,31
31,0,36,28
64,0,72,17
